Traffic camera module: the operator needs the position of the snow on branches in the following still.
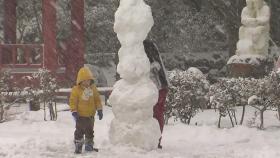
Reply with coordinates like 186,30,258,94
0,70,24,122
33,68,58,103
23,68,58,104
164,65,280,129
208,77,248,128
26,68,59,120
165,68,209,124
0,70,15,122
246,71,280,129
208,71,280,129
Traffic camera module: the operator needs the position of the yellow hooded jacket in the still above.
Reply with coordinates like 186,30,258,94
69,67,102,117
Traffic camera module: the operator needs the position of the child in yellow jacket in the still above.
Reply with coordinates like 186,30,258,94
69,67,103,154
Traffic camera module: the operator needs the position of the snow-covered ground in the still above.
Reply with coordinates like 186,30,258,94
1,103,280,158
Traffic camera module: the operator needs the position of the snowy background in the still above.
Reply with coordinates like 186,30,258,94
1,0,280,157
1,102,280,158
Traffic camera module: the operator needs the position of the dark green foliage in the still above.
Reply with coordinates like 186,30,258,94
165,69,209,124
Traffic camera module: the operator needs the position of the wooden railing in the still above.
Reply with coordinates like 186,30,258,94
0,44,44,68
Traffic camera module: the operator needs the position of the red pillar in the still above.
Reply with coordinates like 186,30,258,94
2,0,16,64
66,0,85,83
42,0,57,72
4,0,16,44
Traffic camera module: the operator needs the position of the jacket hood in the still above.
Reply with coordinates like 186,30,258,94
76,67,95,85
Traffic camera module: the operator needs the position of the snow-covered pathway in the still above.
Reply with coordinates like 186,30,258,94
1,105,280,158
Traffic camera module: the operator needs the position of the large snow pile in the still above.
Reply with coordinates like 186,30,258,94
108,0,161,150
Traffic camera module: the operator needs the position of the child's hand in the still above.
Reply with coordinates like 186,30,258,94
72,112,79,121
97,110,103,120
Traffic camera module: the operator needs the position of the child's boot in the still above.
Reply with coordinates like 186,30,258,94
74,139,83,154
85,138,94,151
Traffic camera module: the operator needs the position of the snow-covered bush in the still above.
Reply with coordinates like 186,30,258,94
0,70,12,92
208,77,252,128
165,68,209,124
33,69,58,102
207,70,280,129
0,97,4,122
268,71,280,120
34,68,59,120
208,79,236,128
246,71,280,129
0,70,13,122
23,85,40,111
24,69,59,120
0,68,59,122
165,70,180,124
0,70,22,122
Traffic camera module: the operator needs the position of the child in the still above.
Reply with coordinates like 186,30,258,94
144,39,169,149
69,67,103,154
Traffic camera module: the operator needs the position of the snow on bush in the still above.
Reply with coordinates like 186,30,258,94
22,69,58,102
33,68,59,103
207,70,280,129
22,68,59,120
208,77,253,128
0,68,59,122
0,70,16,122
33,68,59,120
165,68,209,124
246,71,280,129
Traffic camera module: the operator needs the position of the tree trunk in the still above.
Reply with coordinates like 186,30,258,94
187,116,191,125
218,114,222,128
164,115,169,125
0,106,4,122
259,109,265,130
187,105,194,125
164,113,170,125
232,110,238,125
49,102,55,121
32,0,42,40
240,104,246,125
54,101,57,121
227,109,235,127
277,105,280,121
44,101,46,121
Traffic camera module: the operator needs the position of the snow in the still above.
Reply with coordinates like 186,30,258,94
227,54,267,65
1,104,280,157
248,95,259,105
113,0,154,46
108,0,160,150
186,67,205,78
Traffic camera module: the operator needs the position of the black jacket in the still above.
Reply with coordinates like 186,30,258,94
143,39,169,88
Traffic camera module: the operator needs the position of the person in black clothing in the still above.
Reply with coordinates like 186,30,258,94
144,39,169,149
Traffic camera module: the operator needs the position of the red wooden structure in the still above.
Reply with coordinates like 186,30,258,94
0,0,85,86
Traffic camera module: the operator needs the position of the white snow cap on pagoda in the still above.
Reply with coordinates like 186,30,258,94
108,0,161,150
